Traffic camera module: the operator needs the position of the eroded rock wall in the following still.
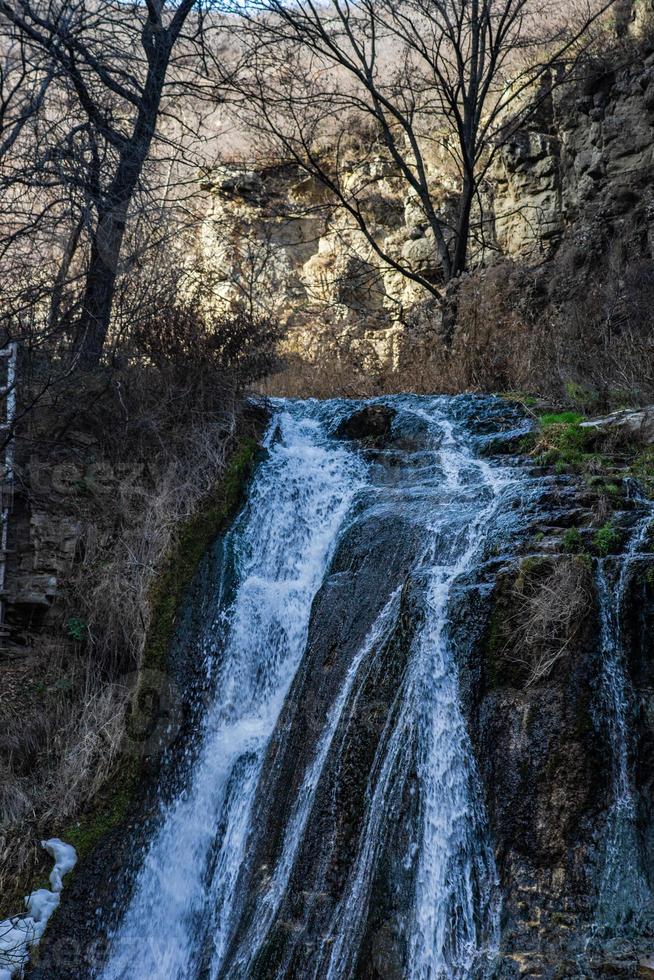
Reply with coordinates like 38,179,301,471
197,41,654,370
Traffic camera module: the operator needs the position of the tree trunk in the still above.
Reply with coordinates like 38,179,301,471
75,36,173,368
48,215,84,336
76,108,161,368
441,173,475,344
76,205,128,368
452,173,475,277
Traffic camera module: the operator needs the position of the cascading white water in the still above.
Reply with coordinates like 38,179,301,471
401,415,502,980
217,585,407,979
312,409,511,980
98,396,536,980
595,494,654,930
99,406,363,980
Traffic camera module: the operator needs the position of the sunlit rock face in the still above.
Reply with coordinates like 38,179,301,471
196,44,654,369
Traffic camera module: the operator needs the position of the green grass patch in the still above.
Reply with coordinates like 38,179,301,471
532,420,595,470
66,616,87,642
499,390,538,407
564,381,600,412
562,528,584,554
592,522,621,556
539,411,585,426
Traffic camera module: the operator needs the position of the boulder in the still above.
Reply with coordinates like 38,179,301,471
215,169,263,199
580,406,654,444
334,404,396,442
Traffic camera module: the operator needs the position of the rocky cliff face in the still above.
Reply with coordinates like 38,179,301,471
197,43,654,371
498,50,654,259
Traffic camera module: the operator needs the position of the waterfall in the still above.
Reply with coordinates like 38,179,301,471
99,406,363,980
97,396,537,980
595,491,654,932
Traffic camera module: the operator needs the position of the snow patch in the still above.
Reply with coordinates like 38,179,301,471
0,838,77,978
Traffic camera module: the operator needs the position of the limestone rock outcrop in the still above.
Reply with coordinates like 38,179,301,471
581,405,654,444
197,39,654,370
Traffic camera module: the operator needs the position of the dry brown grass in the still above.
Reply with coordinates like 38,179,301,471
497,557,594,687
0,297,278,913
0,637,127,910
68,415,235,676
262,246,654,409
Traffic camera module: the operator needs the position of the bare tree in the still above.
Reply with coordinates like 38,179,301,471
229,0,616,311
0,32,55,160
0,0,224,366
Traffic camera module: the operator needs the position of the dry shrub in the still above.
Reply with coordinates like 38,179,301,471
259,343,393,398
128,285,283,397
261,261,551,398
0,296,279,908
428,252,654,405
259,356,371,399
72,420,235,665
439,263,552,394
551,257,654,407
68,296,280,676
499,557,593,687
266,247,654,405
0,641,127,817
24,289,282,678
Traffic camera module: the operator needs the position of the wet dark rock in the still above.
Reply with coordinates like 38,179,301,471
334,404,396,443
621,556,654,901
465,525,654,977
28,811,152,979
449,395,530,443
242,397,272,430
217,512,423,979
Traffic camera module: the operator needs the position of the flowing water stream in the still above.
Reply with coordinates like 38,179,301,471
595,489,654,932
95,395,601,980
100,405,363,979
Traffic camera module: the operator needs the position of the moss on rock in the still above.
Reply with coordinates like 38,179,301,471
49,430,264,884
144,435,261,673
59,760,139,863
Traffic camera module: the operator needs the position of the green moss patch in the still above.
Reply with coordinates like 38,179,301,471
58,759,139,863
629,446,654,498
499,391,539,408
144,435,261,672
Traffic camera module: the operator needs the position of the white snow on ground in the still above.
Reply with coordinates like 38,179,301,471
0,838,76,979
